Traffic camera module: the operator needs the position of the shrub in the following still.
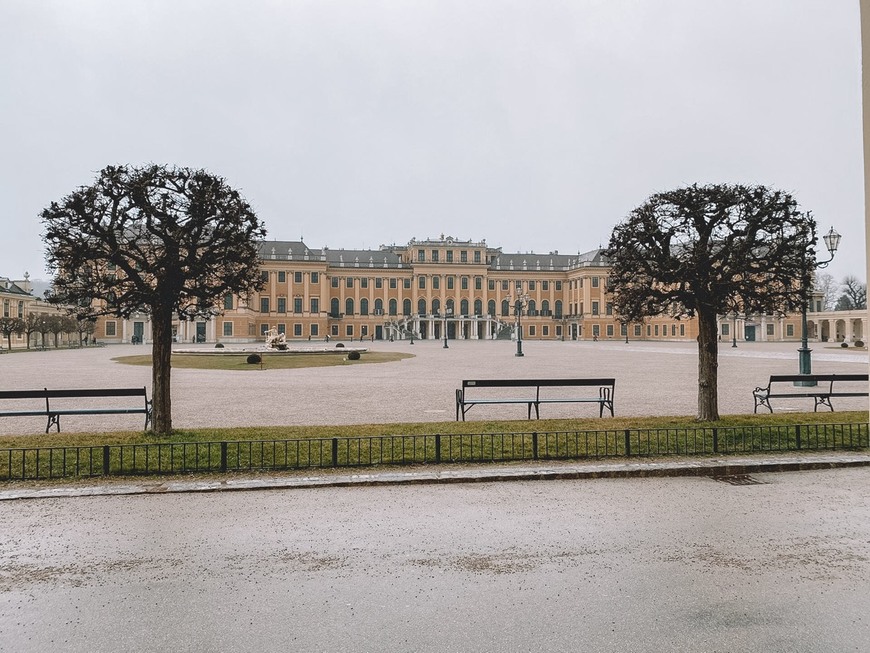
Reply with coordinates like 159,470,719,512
215,343,225,348
840,342,849,348
246,353,262,364
347,350,361,360
855,340,865,348
335,342,345,348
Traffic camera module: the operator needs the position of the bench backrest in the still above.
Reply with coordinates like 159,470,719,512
44,388,148,400
462,379,615,389
0,389,51,400
768,374,869,384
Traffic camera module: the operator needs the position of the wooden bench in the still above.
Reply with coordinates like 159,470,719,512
456,378,615,421
753,374,869,413
0,387,152,433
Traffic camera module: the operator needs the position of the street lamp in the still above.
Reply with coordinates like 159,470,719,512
623,321,629,344
512,282,529,357
798,226,840,378
731,312,738,348
443,309,451,349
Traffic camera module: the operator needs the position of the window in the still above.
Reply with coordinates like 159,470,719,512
360,298,369,315
554,300,562,318
680,324,686,336
403,278,411,289
432,299,441,314
502,281,509,291
311,272,319,284
620,324,627,337
634,325,642,337
310,298,319,314
647,325,652,336
461,277,468,290
447,276,454,290
331,325,339,336
260,271,269,282
418,250,425,262
361,278,368,289
389,299,397,316
541,300,550,316
294,271,302,283
721,323,730,336
542,281,549,291
346,325,353,337
418,298,426,314
591,277,599,288
671,324,676,336
543,326,549,336
606,325,614,337
277,297,286,313
433,276,440,290
105,321,117,336
556,281,562,291
278,271,286,283
446,299,454,314
346,278,353,288
345,298,354,315
766,324,774,336
311,324,319,337
418,277,426,289
786,324,795,337
446,251,453,263
17,301,23,318
293,298,303,314
294,324,302,336
224,294,233,310
474,299,482,315
473,251,481,263
432,250,439,262
375,278,383,289
277,323,285,334
488,300,496,315
461,251,468,263
528,300,536,315
331,277,339,288
403,299,411,315
223,322,233,336
260,297,270,313
488,280,495,291
460,299,469,315
654,325,659,336
592,325,600,338
374,298,383,314
261,324,270,336
606,303,613,316
390,278,397,289
556,325,562,337
528,280,536,291
529,325,536,336
475,277,482,290
591,301,599,316
501,300,510,316
330,298,340,316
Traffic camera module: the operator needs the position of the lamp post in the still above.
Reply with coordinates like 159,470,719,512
624,321,629,344
443,309,451,349
512,282,529,357
731,313,738,348
798,226,840,378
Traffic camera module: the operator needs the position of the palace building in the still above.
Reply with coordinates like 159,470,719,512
81,234,863,346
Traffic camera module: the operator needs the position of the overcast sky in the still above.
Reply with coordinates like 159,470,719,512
1,0,865,284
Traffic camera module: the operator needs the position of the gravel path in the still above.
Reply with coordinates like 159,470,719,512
0,340,866,434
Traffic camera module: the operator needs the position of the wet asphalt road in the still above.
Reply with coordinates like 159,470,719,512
1,467,868,652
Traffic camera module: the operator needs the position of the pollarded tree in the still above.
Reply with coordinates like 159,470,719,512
605,184,816,421
0,317,25,351
42,164,267,434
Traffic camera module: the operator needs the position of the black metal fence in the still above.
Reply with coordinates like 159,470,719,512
1,422,867,481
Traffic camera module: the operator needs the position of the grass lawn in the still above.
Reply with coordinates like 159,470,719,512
113,351,414,370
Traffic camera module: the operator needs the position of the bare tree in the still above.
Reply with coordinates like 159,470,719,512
814,272,838,311
22,313,41,349
836,275,867,310
0,317,24,351
42,164,266,434
606,184,815,421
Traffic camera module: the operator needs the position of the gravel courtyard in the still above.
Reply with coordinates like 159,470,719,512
0,340,867,435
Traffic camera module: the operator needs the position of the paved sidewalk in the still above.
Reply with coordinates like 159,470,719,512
2,450,867,501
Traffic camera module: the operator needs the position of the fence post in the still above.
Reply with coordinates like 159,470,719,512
220,442,228,472
624,429,631,457
102,445,110,476
332,437,339,467
435,434,441,464
712,428,719,454
795,424,801,450
532,432,538,460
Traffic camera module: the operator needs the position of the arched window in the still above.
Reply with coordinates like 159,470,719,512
418,298,426,315
527,300,536,316
331,298,340,316
404,299,412,316
360,298,369,316
501,300,510,316
374,298,383,314
488,300,496,316
541,300,550,316
345,298,354,315
432,298,441,315
474,299,482,315
446,299,454,314
555,300,563,318
389,299,397,316
460,299,469,315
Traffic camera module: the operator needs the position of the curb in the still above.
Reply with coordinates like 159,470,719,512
1,453,868,501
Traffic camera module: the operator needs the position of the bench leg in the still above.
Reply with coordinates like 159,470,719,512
814,396,834,412
46,413,61,433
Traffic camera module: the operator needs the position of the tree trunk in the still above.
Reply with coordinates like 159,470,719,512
150,305,173,434
696,307,720,421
